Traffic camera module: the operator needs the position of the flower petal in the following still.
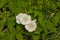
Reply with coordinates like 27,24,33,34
25,20,37,32
20,14,31,25
16,20,20,24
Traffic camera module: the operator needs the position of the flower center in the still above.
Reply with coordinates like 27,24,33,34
29,24,33,28
23,17,28,22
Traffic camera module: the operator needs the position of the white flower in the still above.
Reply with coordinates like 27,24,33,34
16,13,37,32
16,20,20,24
16,13,23,24
20,14,31,25
16,13,31,25
25,20,37,32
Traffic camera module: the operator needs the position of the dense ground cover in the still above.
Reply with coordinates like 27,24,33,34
0,0,60,40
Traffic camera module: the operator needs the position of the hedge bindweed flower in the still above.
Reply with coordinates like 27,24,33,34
20,14,31,25
16,13,23,24
16,13,37,32
16,13,31,25
16,20,20,24
25,20,37,32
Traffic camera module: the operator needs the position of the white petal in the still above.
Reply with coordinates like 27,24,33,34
16,20,20,24
16,13,26,24
20,14,31,25
16,13,23,19
25,21,37,32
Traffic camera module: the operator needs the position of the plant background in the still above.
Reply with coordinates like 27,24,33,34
0,0,60,40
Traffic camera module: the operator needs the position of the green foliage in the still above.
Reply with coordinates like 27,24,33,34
15,32,23,40
32,35,40,40
0,0,60,40
0,0,8,8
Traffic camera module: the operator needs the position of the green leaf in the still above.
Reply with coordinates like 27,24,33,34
33,27,42,34
38,12,43,24
32,35,40,40
2,30,15,40
8,1,17,14
0,32,5,37
7,17,15,34
53,12,60,25
9,34,15,40
34,11,39,17
0,13,7,31
15,32,23,40
45,0,51,8
46,20,56,32
8,0,24,15
0,24,4,31
42,25,48,34
17,0,28,8
57,2,60,8
51,1,56,10
16,24,23,32
0,0,7,8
